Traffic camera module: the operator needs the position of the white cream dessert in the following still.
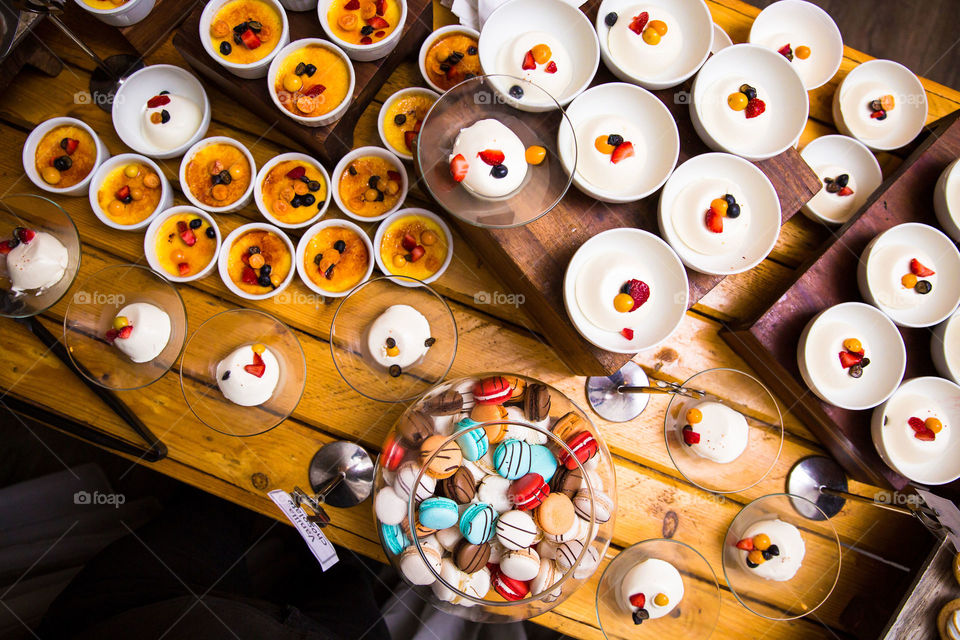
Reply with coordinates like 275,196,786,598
574,251,653,335
736,518,805,582
367,304,433,370
620,558,684,621
699,78,771,156
805,324,872,389
882,393,950,464
450,119,528,199
216,344,280,406
141,92,202,152
671,179,749,255
866,244,936,310
945,318,960,378
840,82,899,143
3,230,68,293
573,115,645,194
107,303,171,363
808,165,858,223
497,31,573,100
683,401,749,464
756,35,819,86
607,7,683,82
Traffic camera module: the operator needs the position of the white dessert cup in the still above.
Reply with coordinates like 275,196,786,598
931,308,960,386
179,136,257,214
88,153,173,231
934,158,960,243
799,135,882,225
199,0,290,79
23,117,110,197
318,0,408,62
144,206,222,284
418,25,480,94
377,87,440,161
254,152,332,229
73,0,155,26
266,38,355,127
218,222,297,301
373,208,453,286
331,146,408,223
295,218,375,298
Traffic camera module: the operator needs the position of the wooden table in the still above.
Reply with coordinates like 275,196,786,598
2,1,958,637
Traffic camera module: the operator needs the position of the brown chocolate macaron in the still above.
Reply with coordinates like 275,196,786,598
524,383,551,421
550,466,583,498
552,411,585,441
422,389,464,416
441,466,477,503
454,540,491,574
398,410,433,447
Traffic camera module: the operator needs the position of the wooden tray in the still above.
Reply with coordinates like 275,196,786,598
171,0,432,166
720,110,960,490
451,0,820,377
119,0,191,57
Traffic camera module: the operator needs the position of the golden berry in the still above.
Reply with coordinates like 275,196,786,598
41,167,62,184
842,338,863,353
170,250,185,262
386,345,400,357
283,73,303,93
649,20,668,35
393,254,407,268
747,549,766,565
927,417,944,433
710,198,729,216
107,200,125,217
130,188,144,201
531,43,552,64
686,407,703,424
752,533,771,551
613,293,634,313
211,184,229,201
364,188,380,201
594,135,615,154
642,27,661,45
881,94,896,111
124,164,140,178
728,92,748,111
112,316,129,330
252,343,266,354
421,230,438,246
795,45,811,60
249,253,265,269
338,13,358,30
143,173,161,189
653,593,669,607
901,273,918,288
525,145,547,165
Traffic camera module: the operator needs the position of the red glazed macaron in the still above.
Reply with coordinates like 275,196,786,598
559,431,598,470
474,376,512,405
381,433,405,471
493,570,529,601
509,473,550,511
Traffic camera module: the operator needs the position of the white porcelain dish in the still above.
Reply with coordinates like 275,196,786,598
218,222,297,300
934,158,960,243
800,135,882,225
373,208,453,286
377,87,440,161
199,0,290,79
318,0,408,61
711,23,733,53
932,308,960,386
22,117,110,197
179,136,257,214
330,146,408,223
266,38,355,127
88,153,173,231
295,218,375,297
144,206,222,283
254,152,332,229
418,25,480,94
73,0,155,26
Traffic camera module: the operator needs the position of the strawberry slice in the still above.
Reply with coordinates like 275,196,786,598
366,16,389,29
375,0,385,14
15,228,35,243
478,149,505,165
838,350,863,369
545,61,557,74
116,185,131,201
450,153,468,182
620,327,634,340
403,130,417,150
241,266,259,284
409,245,425,262
908,417,927,433
360,36,373,44
778,43,793,58
910,258,935,277
105,328,120,343
0,241,13,255
628,593,645,608
915,428,936,441
117,325,134,340
628,11,649,34
286,166,306,180
344,0,359,8
682,426,701,445
705,209,724,233
837,186,854,196
240,28,261,49
244,352,266,378
521,50,536,70
401,233,417,251
63,138,79,155
388,170,403,182
146,94,171,109
610,141,634,164
303,84,326,97
626,279,650,310
736,538,755,551
176,221,197,247
745,98,766,119
177,262,190,276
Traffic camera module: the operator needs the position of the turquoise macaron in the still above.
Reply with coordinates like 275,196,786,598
418,496,460,530
459,502,497,544
529,444,558,483
493,438,532,480
381,523,409,555
454,418,489,462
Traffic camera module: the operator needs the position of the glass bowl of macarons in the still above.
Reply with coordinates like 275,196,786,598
372,372,617,622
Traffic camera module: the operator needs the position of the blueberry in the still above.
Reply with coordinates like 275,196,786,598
726,203,741,218
870,99,883,112
333,240,346,253
766,544,780,557
53,156,72,171
605,12,618,26
389,364,402,377
360,25,374,35
324,264,335,279
424,337,436,347
915,280,932,294
260,264,271,276
393,113,406,126
121,194,132,204
295,62,307,76
348,165,357,176
724,193,736,206
211,173,221,186
876,111,887,121
218,170,232,185
861,357,871,368
745,88,757,100
291,195,302,208
607,134,623,147
300,193,315,206
205,227,216,239
247,20,262,31
368,175,380,189
307,180,321,192
159,90,169,95
490,164,508,179
189,218,202,229
233,21,247,33
631,608,649,625
257,274,272,287
385,337,396,348
233,33,242,45
248,246,260,255
509,85,524,99
305,64,317,77
222,370,231,380
848,364,863,378
746,558,758,568
439,63,450,72
467,46,478,55
313,253,322,266
59,137,70,149
825,179,840,193
836,174,849,188
219,41,232,55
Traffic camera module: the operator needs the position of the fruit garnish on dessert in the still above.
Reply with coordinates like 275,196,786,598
327,0,400,45
1,227,68,293
626,11,668,46
868,94,896,121
209,0,282,64
449,120,527,198
593,134,635,165
524,146,546,166
338,156,402,217
382,93,435,156
424,32,481,91
34,125,97,188
899,257,935,295
155,214,217,278
185,143,251,207
96,162,163,226
838,337,869,379
621,558,684,623
104,303,172,364
703,193,741,234
777,43,810,62
727,83,765,119
380,214,448,281
274,45,351,118
823,173,853,197
613,278,650,313
735,532,781,568
142,91,203,152
908,415,944,442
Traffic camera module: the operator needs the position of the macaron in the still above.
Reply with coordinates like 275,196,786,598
433,557,468,604
475,375,512,404
381,523,409,555
471,403,507,423
422,389,464,415
536,539,560,560
483,420,508,444
509,473,550,511
492,570,529,601
374,485,407,525
529,557,561,602
399,543,442,585
551,411,585,441
503,422,547,445
529,444,559,482
398,410,434,447
394,462,437,503
436,524,463,552
463,565,492,601
555,538,600,576
454,540,491,574
419,496,460,530
419,434,463,479
380,433,405,471
478,474,513,512
495,509,538,550
501,375,526,403
459,502,497,544
493,438,532,480
542,516,580,543
573,488,613,524
535,492,576,536
550,466,583,497
558,431,598,470
440,466,477,503
500,547,541,581
524,383,551,421
455,419,490,461
572,543,600,579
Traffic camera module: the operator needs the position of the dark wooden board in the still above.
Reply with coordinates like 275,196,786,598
119,0,193,57
171,0,432,165
720,110,960,489
452,0,820,376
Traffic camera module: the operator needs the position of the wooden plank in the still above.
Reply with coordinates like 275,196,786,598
118,0,195,57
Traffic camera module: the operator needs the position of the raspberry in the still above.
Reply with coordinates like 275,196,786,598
626,279,650,310
744,98,766,119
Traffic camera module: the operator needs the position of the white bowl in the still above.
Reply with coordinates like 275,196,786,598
557,82,679,203
72,0,155,26
658,152,780,275
278,0,316,11
330,146,408,222
295,218,375,297
266,38,355,127
218,222,297,300
22,117,110,197
179,136,257,213
317,0,408,62
87,153,173,231
377,87,440,160
872,376,960,485
563,227,688,353
595,0,713,90
797,302,906,411
800,135,882,225
111,64,211,160
144,206,222,283
373,208,454,286
254,152,332,228
858,223,960,328
934,158,960,243
711,23,733,54
478,0,600,110
199,0,290,79
832,59,927,151
748,0,843,90
932,308,960,386
690,43,808,161
418,25,480,94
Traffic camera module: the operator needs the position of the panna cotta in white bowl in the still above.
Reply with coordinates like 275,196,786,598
564,227,688,353
619,558,684,619
449,119,528,199
595,0,713,90
478,0,599,110
679,401,749,464
658,152,780,275
800,135,882,225
691,44,808,161
932,309,960,386
558,82,679,203
734,518,805,582
872,376,960,485
217,343,281,407
832,59,927,151
857,223,960,328
748,0,843,90
797,302,906,410
934,158,960,243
